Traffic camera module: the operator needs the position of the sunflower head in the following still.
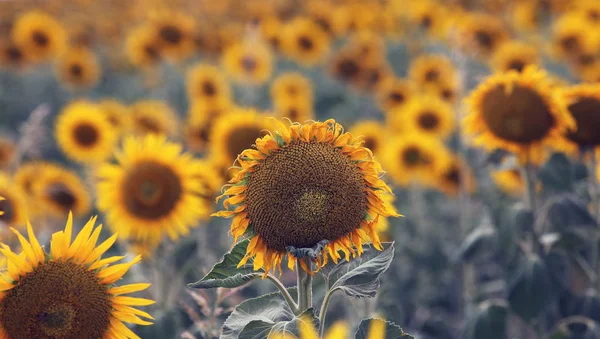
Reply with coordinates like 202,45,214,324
0,39,29,69
400,96,455,140
457,13,509,57
376,78,417,113
11,10,67,62
222,41,273,85
0,214,154,338
552,13,596,60
282,17,330,66
349,120,386,157
99,99,131,133
129,100,180,137
126,25,162,69
406,0,450,39
560,84,600,149
491,168,524,196
213,119,398,275
408,54,458,88
56,47,101,90
436,155,476,196
186,63,231,103
32,163,91,218
259,17,284,51
271,72,313,105
463,66,575,161
149,11,196,61
491,40,540,73
0,173,28,229
56,100,118,164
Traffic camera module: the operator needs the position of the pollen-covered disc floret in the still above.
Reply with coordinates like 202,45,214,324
0,213,154,339
213,119,399,275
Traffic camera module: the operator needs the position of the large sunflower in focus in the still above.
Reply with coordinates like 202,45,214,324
560,84,600,151
222,41,273,85
209,109,271,168
96,134,208,249
281,18,330,66
0,214,153,338
11,11,67,62
32,163,91,218
186,63,231,104
0,174,28,229
463,66,574,161
56,47,101,90
213,119,399,275
401,96,455,140
56,101,118,164
129,100,179,137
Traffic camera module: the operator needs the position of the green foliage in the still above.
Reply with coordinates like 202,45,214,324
464,300,508,339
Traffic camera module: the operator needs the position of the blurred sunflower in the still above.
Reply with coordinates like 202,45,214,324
401,96,455,140
491,40,540,73
436,156,476,196
222,41,273,85
149,11,196,61
0,214,154,338
406,0,449,39
129,100,179,137
330,51,362,86
425,81,462,106
383,133,450,187
491,169,524,196
0,40,28,69
126,25,161,69
552,13,596,60
376,78,417,113
32,163,90,218
96,134,208,250
357,60,394,93
274,99,315,123
271,72,313,104
510,0,542,32
306,1,336,36
213,119,398,275
0,174,28,229
209,109,270,168
577,1,600,25
186,63,231,104
11,11,67,62
345,31,387,64
259,17,284,51
349,120,386,157
194,160,224,219
281,18,330,66
463,66,575,162
408,54,458,88
293,320,349,339
457,13,509,58
98,99,130,134
56,101,118,164
0,137,15,170
560,84,600,151
56,47,101,90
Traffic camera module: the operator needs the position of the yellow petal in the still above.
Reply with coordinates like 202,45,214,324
108,283,151,296
98,255,142,284
26,221,44,263
112,296,156,306
109,318,142,339
85,233,118,265
89,255,125,271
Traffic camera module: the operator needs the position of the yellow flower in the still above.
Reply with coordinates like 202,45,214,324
552,13,597,61
0,174,28,229
282,18,330,66
56,47,101,90
186,63,231,104
491,169,524,196
222,41,273,85
456,13,509,58
259,17,284,51
271,72,314,106
55,101,118,164
408,54,458,88
376,78,417,113
463,66,574,163
559,83,600,152
405,0,450,39
31,163,91,218
0,214,154,338
148,11,196,61
96,134,208,250
11,11,67,62
0,40,29,70
213,119,399,276
435,156,476,196
126,25,161,69
274,98,315,123
400,96,455,140
98,99,131,135
349,120,386,157
491,40,540,73
184,99,232,153
129,100,179,137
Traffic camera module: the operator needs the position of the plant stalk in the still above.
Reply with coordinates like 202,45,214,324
267,274,299,314
588,150,600,290
296,257,313,313
520,154,539,254
318,287,338,339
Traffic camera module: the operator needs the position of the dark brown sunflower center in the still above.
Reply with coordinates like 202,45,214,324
389,91,405,103
337,59,360,79
32,31,49,47
420,16,432,29
122,161,182,219
298,36,314,51
425,69,440,82
508,60,526,72
365,69,381,86
0,261,112,339
225,126,266,161
578,54,595,66
418,112,440,130
402,146,428,167
287,108,299,120
363,137,377,153
241,56,257,72
70,64,83,78
201,81,216,96
246,141,367,251
441,88,454,100
480,84,554,143
0,195,14,223
6,46,23,61
159,25,183,44
144,45,160,59
47,182,77,211
73,123,99,147
136,117,161,134
444,166,461,185
560,35,579,53
566,97,600,147
589,10,600,21
474,30,494,50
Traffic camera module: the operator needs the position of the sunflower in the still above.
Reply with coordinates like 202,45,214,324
357,60,394,93
0,214,154,338
401,96,455,140
32,163,91,218
577,1,600,25
126,25,161,69
0,137,15,170
436,156,476,196
280,17,330,66
213,119,398,276
186,63,231,104
274,99,315,123
0,40,28,69
560,84,600,151
383,133,450,187
306,1,336,36
271,72,313,105
376,78,417,113
11,11,67,62
463,66,575,162
345,31,386,64
129,100,179,137
491,40,540,73
491,169,524,196
510,0,542,32
406,0,449,39
424,81,462,106
457,13,509,58
99,99,130,134
349,120,386,157
0,174,28,229
96,134,208,249
329,51,363,86
552,13,596,61
259,17,284,51
56,101,118,164
209,109,271,168
148,11,196,61
408,54,458,88
222,40,273,85
56,47,101,90
272,320,349,339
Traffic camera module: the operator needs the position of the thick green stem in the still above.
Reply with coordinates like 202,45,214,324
318,287,339,339
520,155,540,254
266,274,299,314
296,257,313,313
588,151,600,290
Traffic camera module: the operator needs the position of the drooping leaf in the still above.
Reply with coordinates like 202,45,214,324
508,254,556,322
320,243,394,298
549,316,600,339
463,300,508,339
189,239,262,289
538,153,573,192
354,318,414,339
538,194,597,234
454,225,496,263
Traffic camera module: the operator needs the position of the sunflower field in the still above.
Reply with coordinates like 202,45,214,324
1,0,600,338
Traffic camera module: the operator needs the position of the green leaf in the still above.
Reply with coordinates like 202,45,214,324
538,153,573,193
455,225,496,263
188,240,262,289
464,300,508,339
321,243,394,298
354,318,413,339
222,288,317,339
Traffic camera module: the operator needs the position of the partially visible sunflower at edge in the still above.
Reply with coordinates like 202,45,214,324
558,83,600,155
96,134,208,251
0,173,28,229
463,66,575,164
0,214,154,338
213,119,399,275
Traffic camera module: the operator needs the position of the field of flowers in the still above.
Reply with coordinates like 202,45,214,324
0,0,599,338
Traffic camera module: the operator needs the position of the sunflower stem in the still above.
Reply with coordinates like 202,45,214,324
520,155,539,253
266,274,299,314
296,257,313,314
318,287,338,339
588,150,600,291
